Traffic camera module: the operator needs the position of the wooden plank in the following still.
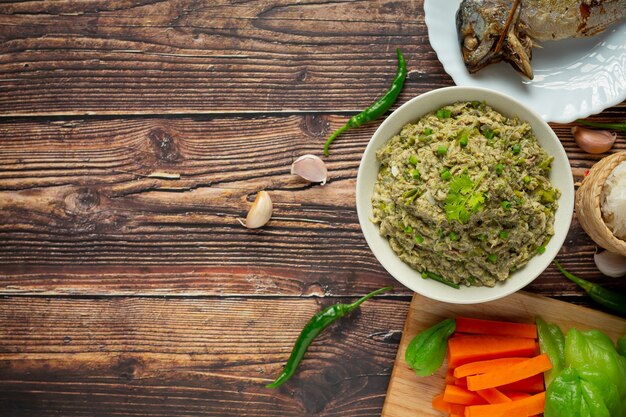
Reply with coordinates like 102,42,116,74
1,114,625,296
381,291,626,417
0,0,448,116
0,295,408,416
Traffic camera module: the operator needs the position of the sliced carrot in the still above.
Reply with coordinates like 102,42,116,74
464,391,545,417
455,316,537,339
501,391,531,401
446,368,457,384
447,335,537,368
460,375,544,392
453,357,529,378
432,393,466,414
443,384,486,406
476,388,512,404
455,376,467,387
499,374,544,393
466,354,552,391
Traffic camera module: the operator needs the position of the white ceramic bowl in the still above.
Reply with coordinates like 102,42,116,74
356,86,575,304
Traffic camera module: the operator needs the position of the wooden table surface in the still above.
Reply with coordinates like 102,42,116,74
0,1,624,416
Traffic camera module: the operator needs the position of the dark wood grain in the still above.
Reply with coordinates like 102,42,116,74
0,296,407,417
1,114,625,295
0,0,446,116
1,0,626,415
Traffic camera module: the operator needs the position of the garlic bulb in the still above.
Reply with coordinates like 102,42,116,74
594,250,626,278
572,126,617,154
245,191,273,229
290,154,327,185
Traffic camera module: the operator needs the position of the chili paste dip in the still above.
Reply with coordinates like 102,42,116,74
371,101,559,287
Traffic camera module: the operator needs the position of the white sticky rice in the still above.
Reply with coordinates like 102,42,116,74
601,161,626,241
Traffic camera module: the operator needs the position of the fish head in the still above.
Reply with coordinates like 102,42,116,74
456,0,534,79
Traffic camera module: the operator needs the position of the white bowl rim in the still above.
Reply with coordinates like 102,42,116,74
356,86,575,304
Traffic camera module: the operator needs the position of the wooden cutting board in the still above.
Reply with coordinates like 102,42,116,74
381,291,626,417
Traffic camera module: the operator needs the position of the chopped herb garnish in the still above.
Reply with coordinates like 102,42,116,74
408,155,418,165
499,230,509,239
423,128,433,135
501,200,512,209
495,163,504,176
483,128,495,139
441,169,452,181
449,232,459,241
411,169,420,179
437,145,448,156
512,144,521,154
444,173,486,224
487,254,498,264
404,226,413,234
415,234,424,244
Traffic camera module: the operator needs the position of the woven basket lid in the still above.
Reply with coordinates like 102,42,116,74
575,152,626,256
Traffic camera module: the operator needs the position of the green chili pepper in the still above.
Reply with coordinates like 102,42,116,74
576,119,626,132
405,318,456,376
265,286,392,388
436,108,452,119
536,316,565,388
554,261,626,316
421,271,460,289
323,49,407,156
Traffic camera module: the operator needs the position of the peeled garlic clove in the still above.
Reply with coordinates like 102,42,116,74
245,191,273,229
291,154,327,185
594,250,626,277
572,126,617,154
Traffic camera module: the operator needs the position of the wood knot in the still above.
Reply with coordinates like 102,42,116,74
74,188,100,211
300,115,327,138
148,128,181,163
296,69,307,82
116,356,145,381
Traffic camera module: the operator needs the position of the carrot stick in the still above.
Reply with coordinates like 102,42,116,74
466,354,552,391
499,374,544,393
447,336,537,368
453,357,529,378
446,369,457,384
455,316,537,339
501,391,530,401
432,393,466,414
443,384,486,406
455,376,467,387
476,388,512,404
464,391,545,417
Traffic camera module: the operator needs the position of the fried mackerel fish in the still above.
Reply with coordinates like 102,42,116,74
371,101,559,287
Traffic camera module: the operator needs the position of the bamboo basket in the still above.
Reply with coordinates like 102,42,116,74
575,151,626,256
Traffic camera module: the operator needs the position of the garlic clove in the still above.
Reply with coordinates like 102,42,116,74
572,126,617,154
594,250,626,278
245,191,273,229
291,154,328,185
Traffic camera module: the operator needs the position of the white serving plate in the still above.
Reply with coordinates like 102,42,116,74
424,0,626,123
